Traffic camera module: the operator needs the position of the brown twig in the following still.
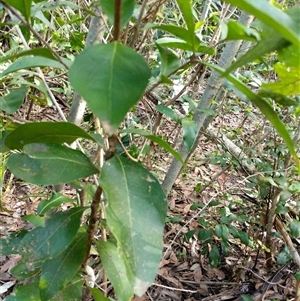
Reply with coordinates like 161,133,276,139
113,0,122,41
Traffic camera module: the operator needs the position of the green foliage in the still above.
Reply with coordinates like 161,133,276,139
0,0,299,300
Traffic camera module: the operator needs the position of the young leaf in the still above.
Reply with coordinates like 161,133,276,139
7,143,99,185
5,122,95,150
0,87,27,114
39,231,88,301
19,207,86,262
96,241,134,301
0,57,69,77
156,44,180,77
69,42,151,135
100,0,135,29
99,155,167,297
37,193,74,215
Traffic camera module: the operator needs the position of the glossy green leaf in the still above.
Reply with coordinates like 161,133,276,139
49,278,83,301
96,241,133,301
7,143,99,185
156,105,179,122
156,44,180,77
89,287,113,301
175,0,195,32
5,122,95,150
121,128,184,164
0,131,10,153
0,87,27,114
22,214,45,227
5,0,32,22
221,20,260,42
223,0,299,45
208,246,220,268
40,231,88,301
5,278,40,301
69,42,150,135
0,48,57,63
209,64,299,166
0,57,69,77
290,220,300,238
37,193,74,215
99,155,167,296
19,207,85,262
181,118,197,153
100,0,135,28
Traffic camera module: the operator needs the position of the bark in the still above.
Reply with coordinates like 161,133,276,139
162,11,254,195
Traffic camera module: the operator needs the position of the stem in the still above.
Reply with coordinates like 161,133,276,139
114,0,122,41
83,186,103,269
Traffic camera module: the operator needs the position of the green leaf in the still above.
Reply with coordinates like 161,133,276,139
22,214,45,227
156,44,181,77
241,295,254,301
5,278,40,301
222,1,299,45
100,0,135,28
221,20,260,42
5,0,32,22
99,155,167,297
175,0,195,32
39,231,88,301
208,246,220,268
290,220,300,238
5,122,95,150
0,57,69,77
209,64,299,166
224,6,300,74
277,245,292,265
69,42,150,135
37,193,74,215
181,118,197,153
239,231,250,246
7,143,99,185
0,87,27,114
0,48,57,63
156,37,214,54
215,224,229,241
198,229,213,243
121,128,184,164
49,278,83,301
19,207,85,262
89,287,113,301
0,230,28,255
258,90,299,106
260,62,300,96
156,105,179,122
96,241,134,301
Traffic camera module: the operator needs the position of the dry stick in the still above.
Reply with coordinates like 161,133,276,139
0,1,68,69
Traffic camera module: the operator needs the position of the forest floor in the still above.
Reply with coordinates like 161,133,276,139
0,95,298,301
